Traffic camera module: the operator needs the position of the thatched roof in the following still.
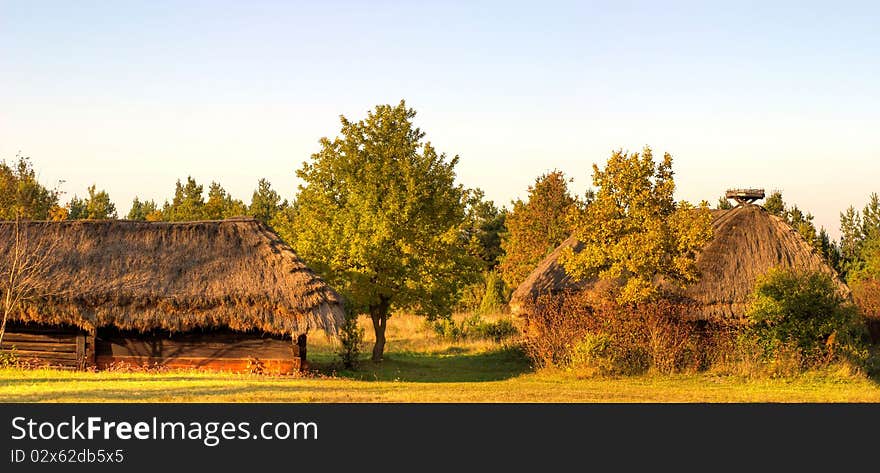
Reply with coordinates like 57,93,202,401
684,204,848,319
0,218,345,336
508,235,586,315
509,204,848,320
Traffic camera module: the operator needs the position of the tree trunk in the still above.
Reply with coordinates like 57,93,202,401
370,296,391,362
0,295,11,348
0,311,7,348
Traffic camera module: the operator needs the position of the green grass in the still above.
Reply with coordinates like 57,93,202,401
2,313,880,402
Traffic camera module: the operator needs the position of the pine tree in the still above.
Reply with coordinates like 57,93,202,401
764,191,785,217
862,193,880,240
163,177,205,221
248,178,285,224
204,182,247,220
127,197,159,221
716,196,733,210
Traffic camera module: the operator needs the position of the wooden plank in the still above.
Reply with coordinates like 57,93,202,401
0,341,76,353
103,345,296,359
2,332,77,343
97,330,291,343
13,350,78,360
98,339,296,351
96,338,296,359
6,323,82,335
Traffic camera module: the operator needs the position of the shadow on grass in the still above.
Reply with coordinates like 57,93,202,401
8,383,345,403
0,375,224,385
311,346,532,383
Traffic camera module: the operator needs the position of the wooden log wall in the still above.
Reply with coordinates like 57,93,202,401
0,323,94,370
95,329,302,375
1,324,305,374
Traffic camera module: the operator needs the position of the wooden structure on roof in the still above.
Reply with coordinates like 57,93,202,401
725,188,765,205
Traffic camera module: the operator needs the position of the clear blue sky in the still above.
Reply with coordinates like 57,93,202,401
2,1,878,239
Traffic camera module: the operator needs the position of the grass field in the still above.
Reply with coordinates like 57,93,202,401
2,314,880,402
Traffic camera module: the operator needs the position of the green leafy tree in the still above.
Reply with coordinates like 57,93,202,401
248,178,286,224
286,100,478,361
162,177,205,221
0,156,64,344
0,154,61,220
560,147,713,304
270,205,297,244
204,182,247,220
498,170,580,289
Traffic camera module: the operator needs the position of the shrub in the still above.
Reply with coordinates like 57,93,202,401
430,317,465,340
521,290,704,375
746,268,868,368
850,277,880,320
520,291,592,368
0,346,18,368
429,313,519,342
337,314,365,369
474,318,518,342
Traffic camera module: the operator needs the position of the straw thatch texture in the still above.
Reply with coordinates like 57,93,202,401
507,235,587,315
509,204,848,320
0,218,344,336
683,204,848,319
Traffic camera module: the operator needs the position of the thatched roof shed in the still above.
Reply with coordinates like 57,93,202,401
508,235,586,315
509,204,848,320
0,218,345,336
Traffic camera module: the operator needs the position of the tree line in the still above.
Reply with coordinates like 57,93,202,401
3,100,879,362
0,158,288,225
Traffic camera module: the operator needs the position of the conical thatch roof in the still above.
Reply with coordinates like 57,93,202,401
0,218,345,336
684,204,848,319
509,204,848,320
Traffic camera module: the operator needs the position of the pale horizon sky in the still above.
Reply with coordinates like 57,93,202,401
2,1,879,240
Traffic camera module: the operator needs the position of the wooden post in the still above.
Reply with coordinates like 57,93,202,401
75,333,86,370
297,333,307,366
85,331,96,369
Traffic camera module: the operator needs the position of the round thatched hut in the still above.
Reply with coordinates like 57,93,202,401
0,218,344,373
509,204,848,319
